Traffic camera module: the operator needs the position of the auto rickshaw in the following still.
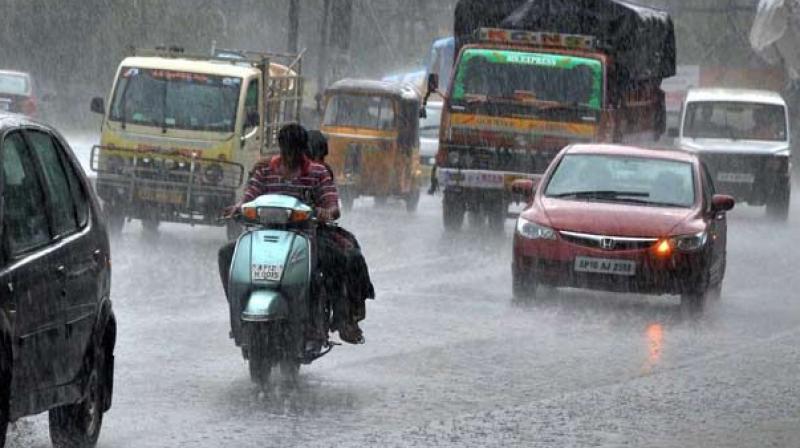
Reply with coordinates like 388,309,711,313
321,79,422,212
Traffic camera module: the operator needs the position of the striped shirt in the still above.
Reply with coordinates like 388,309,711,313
241,155,340,211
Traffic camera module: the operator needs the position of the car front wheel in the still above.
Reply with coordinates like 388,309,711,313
512,266,538,303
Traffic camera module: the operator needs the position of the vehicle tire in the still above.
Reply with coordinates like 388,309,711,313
487,200,506,233
226,221,242,241
141,219,160,234
104,206,124,236
1,339,10,448
340,189,355,213
405,189,420,213
767,180,790,221
49,344,107,448
247,326,272,387
279,360,300,382
680,269,711,312
512,267,538,303
467,210,485,228
443,192,465,232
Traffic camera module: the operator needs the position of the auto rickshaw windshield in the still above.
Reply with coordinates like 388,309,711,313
323,94,397,131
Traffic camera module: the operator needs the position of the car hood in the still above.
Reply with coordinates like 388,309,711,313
535,197,697,237
678,138,789,155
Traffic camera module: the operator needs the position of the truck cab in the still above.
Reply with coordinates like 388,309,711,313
433,28,666,231
90,47,303,236
675,88,792,220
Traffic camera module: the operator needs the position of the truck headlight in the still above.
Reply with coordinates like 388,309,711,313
671,231,707,252
516,217,557,240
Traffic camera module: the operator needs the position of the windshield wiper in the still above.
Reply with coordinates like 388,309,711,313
551,190,650,199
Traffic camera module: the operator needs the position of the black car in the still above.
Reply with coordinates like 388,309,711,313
0,113,115,447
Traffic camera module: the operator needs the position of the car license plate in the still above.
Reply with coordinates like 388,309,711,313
717,172,755,184
137,189,183,204
574,256,636,276
252,264,283,282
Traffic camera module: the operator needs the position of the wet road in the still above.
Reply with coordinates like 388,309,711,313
7,136,800,447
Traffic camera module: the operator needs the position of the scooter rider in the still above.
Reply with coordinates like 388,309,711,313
218,124,370,344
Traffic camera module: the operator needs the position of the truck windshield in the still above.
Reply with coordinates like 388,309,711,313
109,67,241,133
683,101,787,141
323,94,396,130
545,154,696,208
451,49,603,109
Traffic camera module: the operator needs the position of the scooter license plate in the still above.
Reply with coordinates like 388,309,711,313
252,264,284,282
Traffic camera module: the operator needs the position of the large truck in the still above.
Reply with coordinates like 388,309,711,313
89,47,304,237
427,0,676,231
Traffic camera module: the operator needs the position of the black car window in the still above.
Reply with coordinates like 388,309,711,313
26,130,78,237
1,132,51,254
53,137,89,227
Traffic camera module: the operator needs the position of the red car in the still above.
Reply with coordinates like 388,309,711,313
512,144,735,309
0,70,39,117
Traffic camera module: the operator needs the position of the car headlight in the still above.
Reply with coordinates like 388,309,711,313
516,217,557,240
671,231,707,252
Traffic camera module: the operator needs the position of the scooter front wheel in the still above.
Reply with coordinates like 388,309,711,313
247,326,272,387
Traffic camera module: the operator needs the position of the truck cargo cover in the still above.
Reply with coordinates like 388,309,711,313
454,0,676,82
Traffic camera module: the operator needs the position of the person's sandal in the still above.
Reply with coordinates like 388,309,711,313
338,323,365,345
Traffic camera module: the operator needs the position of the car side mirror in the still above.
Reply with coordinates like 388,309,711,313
667,128,679,138
90,97,105,115
711,194,735,213
511,178,537,203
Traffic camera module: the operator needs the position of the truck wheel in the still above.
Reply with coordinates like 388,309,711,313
104,206,124,236
405,189,420,213
487,201,507,232
49,342,108,448
443,192,465,232
226,221,242,241
1,340,10,448
767,180,790,221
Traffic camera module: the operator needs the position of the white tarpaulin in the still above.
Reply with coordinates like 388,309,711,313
751,0,800,80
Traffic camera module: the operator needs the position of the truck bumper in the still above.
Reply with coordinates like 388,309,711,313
437,167,541,192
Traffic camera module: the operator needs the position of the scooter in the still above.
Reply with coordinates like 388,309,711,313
227,193,334,386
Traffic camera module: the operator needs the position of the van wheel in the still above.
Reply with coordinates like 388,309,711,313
49,347,107,447
767,180,790,221
1,340,10,448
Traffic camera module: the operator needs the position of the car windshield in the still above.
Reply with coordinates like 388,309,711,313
683,101,787,141
420,104,442,138
0,73,30,95
450,49,603,109
323,94,397,130
109,67,241,132
545,154,696,208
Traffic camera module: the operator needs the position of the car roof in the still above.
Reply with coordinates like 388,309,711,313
685,88,786,106
565,144,697,163
120,56,261,78
0,70,30,78
0,112,60,134
326,78,421,101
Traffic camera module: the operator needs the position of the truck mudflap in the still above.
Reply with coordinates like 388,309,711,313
438,167,541,191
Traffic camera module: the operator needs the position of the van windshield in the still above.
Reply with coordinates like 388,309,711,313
683,101,787,141
109,67,241,133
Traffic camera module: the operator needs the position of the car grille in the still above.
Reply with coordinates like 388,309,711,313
559,231,658,251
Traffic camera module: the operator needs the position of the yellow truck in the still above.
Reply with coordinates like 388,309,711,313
89,47,304,237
